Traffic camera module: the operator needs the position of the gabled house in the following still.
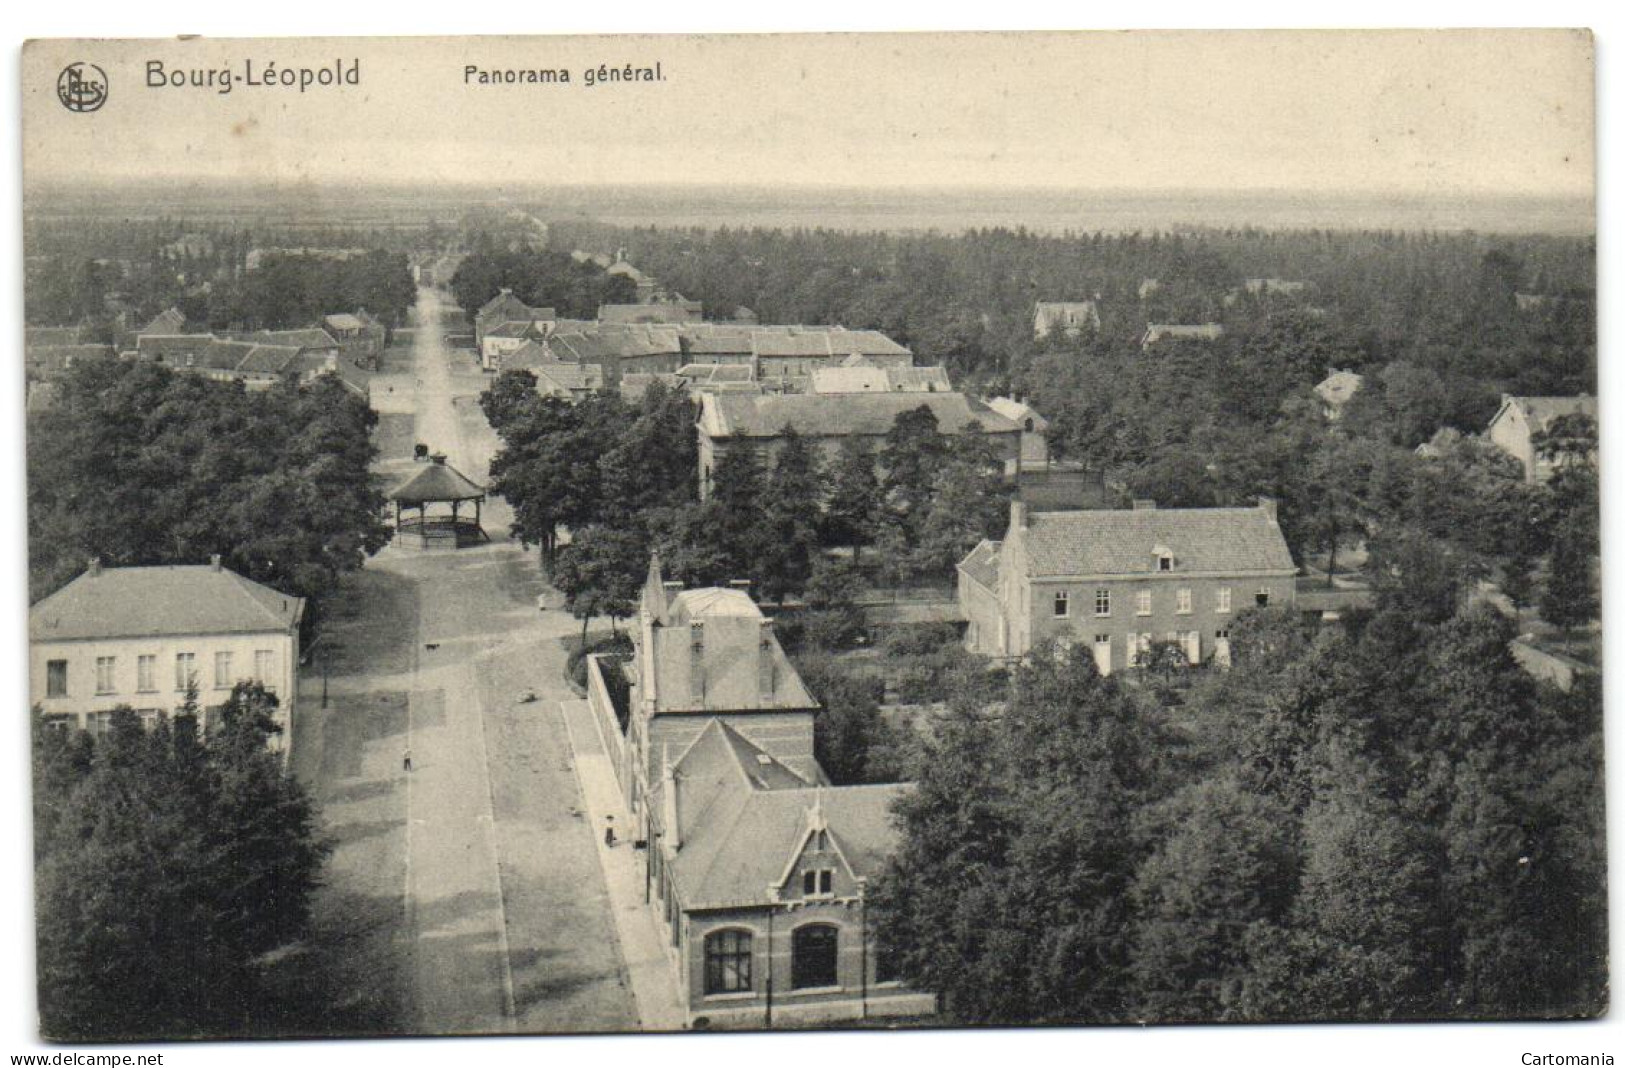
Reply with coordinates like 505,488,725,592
324,309,388,368
474,288,557,370
30,557,304,758
580,557,933,1027
959,498,1296,668
1033,300,1101,339
1485,394,1598,483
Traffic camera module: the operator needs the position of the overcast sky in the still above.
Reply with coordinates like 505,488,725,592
22,30,1594,199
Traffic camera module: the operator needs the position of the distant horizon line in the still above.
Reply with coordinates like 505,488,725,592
22,174,1595,205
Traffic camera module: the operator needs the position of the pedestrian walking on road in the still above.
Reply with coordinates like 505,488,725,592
403,750,413,773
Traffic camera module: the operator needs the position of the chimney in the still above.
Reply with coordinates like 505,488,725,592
210,554,223,572
1133,499,1157,511
1258,496,1278,521
1010,499,1028,533
759,620,777,703
87,557,102,578
729,579,753,599
661,745,681,852
688,622,705,705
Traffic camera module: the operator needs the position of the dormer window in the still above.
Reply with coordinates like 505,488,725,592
1153,543,1174,571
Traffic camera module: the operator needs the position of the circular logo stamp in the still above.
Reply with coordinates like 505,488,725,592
57,63,108,113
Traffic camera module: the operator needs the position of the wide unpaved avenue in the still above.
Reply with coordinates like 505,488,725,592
289,288,642,1035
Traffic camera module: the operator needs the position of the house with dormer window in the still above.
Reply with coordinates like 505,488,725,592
582,555,934,1027
957,498,1296,671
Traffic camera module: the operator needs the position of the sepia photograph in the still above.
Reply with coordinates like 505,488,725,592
7,15,1612,1062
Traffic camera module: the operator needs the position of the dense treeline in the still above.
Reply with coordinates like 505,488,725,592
482,373,1010,636
449,242,637,323
547,220,1594,389
27,355,389,623
870,592,1606,1023
25,218,417,335
35,687,326,1040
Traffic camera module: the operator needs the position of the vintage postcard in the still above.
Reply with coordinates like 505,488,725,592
18,30,1602,1044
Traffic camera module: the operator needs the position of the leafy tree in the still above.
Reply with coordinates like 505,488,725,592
550,525,647,643
822,437,883,560
1542,508,1598,633
34,694,327,1041
879,406,947,545
755,426,825,602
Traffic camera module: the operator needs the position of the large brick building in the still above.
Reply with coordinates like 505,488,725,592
582,557,934,1027
959,499,1296,670
29,558,304,756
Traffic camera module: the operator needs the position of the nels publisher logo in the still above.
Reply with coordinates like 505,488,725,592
57,62,108,113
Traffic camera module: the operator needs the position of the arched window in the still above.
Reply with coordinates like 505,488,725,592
704,928,753,995
791,924,839,989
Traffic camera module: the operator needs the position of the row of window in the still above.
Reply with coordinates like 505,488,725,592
703,923,896,996
45,650,277,699
1053,586,1270,619
41,704,228,737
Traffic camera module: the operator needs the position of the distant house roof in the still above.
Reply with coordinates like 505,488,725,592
809,363,951,394
1314,369,1364,408
959,539,1002,591
598,301,703,325
698,391,1021,440
324,313,365,332
1033,300,1101,335
1016,504,1295,578
141,307,188,335
231,327,339,352
677,363,758,385
31,562,303,642
486,319,550,340
985,396,1049,431
619,372,684,401
534,362,605,394
1492,394,1598,433
1142,323,1225,348
390,458,485,504
549,324,684,361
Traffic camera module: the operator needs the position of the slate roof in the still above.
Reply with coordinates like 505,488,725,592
25,343,114,376
390,459,485,504
958,540,1002,591
231,328,339,351
1498,395,1598,432
549,324,683,361
142,307,188,334
657,718,910,908
535,362,605,393
985,396,1048,430
697,391,1021,440
1018,506,1295,577
31,563,303,642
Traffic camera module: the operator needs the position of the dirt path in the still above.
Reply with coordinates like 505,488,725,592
289,287,637,1036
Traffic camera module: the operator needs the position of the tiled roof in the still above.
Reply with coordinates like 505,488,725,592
31,563,303,642
142,307,188,334
664,747,910,909
390,459,485,504
231,328,338,351
958,539,1002,590
535,362,604,393
1504,395,1598,431
1018,505,1295,577
985,396,1048,430
698,391,1021,440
